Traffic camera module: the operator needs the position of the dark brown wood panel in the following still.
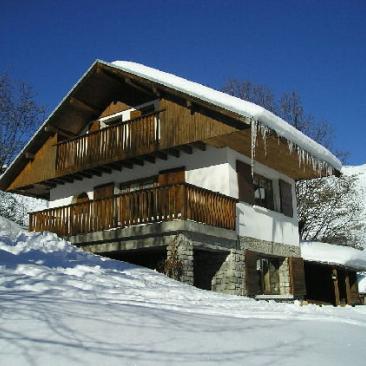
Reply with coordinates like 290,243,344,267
158,167,185,186
94,183,114,200
236,160,254,205
289,257,306,296
279,180,293,217
245,250,261,296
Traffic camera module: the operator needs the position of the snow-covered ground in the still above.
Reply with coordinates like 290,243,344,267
1,216,365,366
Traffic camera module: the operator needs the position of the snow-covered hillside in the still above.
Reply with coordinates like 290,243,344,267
0,216,365,366
343,164,366,246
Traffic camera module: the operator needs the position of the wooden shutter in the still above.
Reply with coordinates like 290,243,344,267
346,271,361,305
245,250,261,296
89,120,100,132
94,183,114,200
289,257,306,296
236,160,254,204
279,179,293,217
158,167,185,186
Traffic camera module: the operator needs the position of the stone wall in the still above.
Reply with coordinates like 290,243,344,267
211,250,245,295
240,236,301,257
167,234,194,285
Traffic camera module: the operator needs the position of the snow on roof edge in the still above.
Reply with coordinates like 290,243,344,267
301,241,366,271
108,60,342,172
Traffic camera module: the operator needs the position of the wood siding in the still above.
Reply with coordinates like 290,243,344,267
159,98,236,149
29,183,238,236
8,135,57,191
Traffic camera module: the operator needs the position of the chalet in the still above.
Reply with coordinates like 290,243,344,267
301,241,366,306
0,60,342,300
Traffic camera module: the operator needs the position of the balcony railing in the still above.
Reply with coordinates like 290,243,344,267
29,183,238,237
56,110,163,174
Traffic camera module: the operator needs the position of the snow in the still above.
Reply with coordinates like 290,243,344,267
108,60,342,172
1,216,366,365
301,241,366,270
358,273,366,294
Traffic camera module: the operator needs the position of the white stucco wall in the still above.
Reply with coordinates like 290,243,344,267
48,146,299,246
226,149,299,246
49,145,230,206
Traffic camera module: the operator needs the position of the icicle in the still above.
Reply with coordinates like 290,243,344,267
250,118,258,176
287,140,294,154
259,124,269,156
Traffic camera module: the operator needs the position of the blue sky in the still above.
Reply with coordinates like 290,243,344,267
1,0,365,165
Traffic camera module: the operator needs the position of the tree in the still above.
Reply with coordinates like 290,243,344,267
221,79,362,247
297,175,363,248
0,73,44,170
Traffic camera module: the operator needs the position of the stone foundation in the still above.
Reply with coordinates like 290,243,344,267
71,220,301,299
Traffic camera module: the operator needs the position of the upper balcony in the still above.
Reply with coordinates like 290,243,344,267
56,110,163,175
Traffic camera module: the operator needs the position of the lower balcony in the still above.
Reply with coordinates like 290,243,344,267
29,183,238,237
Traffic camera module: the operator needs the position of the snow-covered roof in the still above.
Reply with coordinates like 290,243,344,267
108,60,342,172
301,241,366,271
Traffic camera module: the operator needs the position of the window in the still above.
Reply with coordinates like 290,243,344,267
256,257,280,295
253,173,274,210
119,177,158,194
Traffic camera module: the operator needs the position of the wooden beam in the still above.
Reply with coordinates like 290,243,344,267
44,125,76,139
99,166,112,174
132,158,144,166
52,179,65,185
40,181,56,188
85,169,102,177
152,86,161,97
124,77,153,96
193,142,206,151
62,176,74,183
24,152,35,161
120,161,133,169
143,155,156,164
69,97,100,114
167,149,180,158
155,151,168,160
79,171,93,179
106,162,123,171
180,145,193,155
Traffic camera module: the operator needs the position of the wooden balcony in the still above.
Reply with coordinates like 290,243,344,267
29,183,238,237
56,110,163,175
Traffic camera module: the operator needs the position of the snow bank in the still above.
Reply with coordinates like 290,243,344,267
1,216,366,365
301,241,366,270
109,60,341,172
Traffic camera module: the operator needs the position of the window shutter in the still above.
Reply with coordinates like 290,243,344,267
289,257,306,297
236,161,254,204
94,183,114,200
158,167,185,186
245,250,261,296
346,271,361,305
279,179,293,217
